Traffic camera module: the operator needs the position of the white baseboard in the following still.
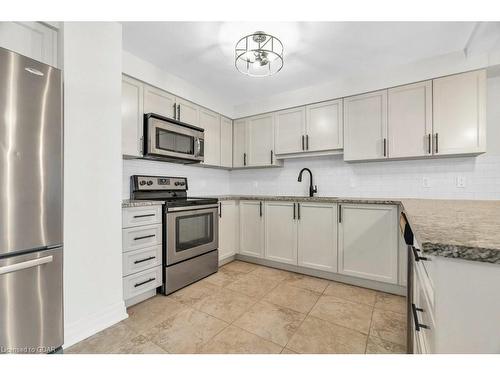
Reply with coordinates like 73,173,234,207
63,300,128,349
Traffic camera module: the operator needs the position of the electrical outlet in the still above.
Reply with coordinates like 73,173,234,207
456,176,466,188
422,177,430,188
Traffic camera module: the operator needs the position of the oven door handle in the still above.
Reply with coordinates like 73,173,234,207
167,204,219,212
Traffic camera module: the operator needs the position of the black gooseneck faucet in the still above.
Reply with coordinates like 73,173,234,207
297,168,318,197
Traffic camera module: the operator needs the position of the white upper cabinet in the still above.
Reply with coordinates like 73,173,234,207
176,97,200,127
305,99,343,152
274,107,306,155
0,22,58,67
122,75,144,157
264,202,297,265
239,201,265,258
220,116,233,168
143,84,176,119
199,108,221,166
344,90,388,161
233,119,247,168
247,114,275,166
388,81,433,158
297,202,338,273
338,204,398,284
433,70,486,155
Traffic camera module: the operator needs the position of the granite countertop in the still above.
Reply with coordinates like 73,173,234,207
213,195,401,205
122,199,163,208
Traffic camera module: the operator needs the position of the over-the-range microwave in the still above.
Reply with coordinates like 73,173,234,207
143,113,204,164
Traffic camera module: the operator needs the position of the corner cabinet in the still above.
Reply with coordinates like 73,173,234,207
338,204,398,284
218,200,238,262
200,108,221,166
233,119,247,168
220,116,233,168
122,75,144,157
239,201,265,258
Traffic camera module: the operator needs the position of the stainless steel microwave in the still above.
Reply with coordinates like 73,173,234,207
143,113,204,164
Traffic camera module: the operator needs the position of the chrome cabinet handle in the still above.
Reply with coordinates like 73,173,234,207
0,256,53,276
134,277,156,288
134,256,156,264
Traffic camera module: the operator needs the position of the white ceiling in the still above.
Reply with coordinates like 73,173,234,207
122,22,477,107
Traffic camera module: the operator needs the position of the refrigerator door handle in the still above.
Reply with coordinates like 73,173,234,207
0,255,53,276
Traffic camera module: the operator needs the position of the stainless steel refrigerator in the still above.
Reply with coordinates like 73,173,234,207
0,47,63,354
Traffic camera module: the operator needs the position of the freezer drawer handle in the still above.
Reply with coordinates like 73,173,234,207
0,255,53,276
134,234,156,241
412,246,428,262
133,214,155,218
134,256,156,264
134,277,156,288
411,303,430,331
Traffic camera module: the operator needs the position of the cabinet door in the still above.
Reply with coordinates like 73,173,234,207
219,201,238,261
199,109,221,166
177,97,199,127
338,204,398,284
306,99,343,152
388,81,432,158
343,90,388,161
274,107,306,155
144,84,176,119
122,75,144,157
0,22,58,67
220,116,233,168
264,202,297,265
233,119,247,168
247,114,274,166
297,202,338,272
433,70,486,155
239,201,264,258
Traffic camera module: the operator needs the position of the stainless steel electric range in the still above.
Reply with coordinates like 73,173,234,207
130,175,218,295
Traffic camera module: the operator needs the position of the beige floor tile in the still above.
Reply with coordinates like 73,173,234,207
225,273,280,299
286,316,367,354
263,284,320,314
145,308,228,354
116,335,168,354
234,301,306,346
249,266,293,282
324,282,377,306
204,267,246,287
282,273,329,294
366,336,407,354
169,279,220,307
221,260,258,274
309,295,373,334
374,292,406,314
281,347,299,354
199,326,282,354
124,296,188,332
370,309,407,346
192,288,257,323
66,322,141,354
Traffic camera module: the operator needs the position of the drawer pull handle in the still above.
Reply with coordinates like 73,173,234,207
134,277,156,288
412,246,428,262
133,234,155,241
134,256,156,264
133,214,155,218
411,303,430,331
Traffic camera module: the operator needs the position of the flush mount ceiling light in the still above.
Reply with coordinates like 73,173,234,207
235,31,283,77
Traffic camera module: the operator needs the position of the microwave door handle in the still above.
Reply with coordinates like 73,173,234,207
195,138,201,157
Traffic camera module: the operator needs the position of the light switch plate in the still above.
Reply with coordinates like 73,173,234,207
422,177,430,188
456,176,466,188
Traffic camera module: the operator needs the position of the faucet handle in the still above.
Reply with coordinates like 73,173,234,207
314,185,318,193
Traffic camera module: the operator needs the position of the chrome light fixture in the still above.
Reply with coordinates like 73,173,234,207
235,31,283,77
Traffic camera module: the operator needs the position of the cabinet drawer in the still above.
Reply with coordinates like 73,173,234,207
123,265,162,301
122,206,162,228
413,247,435,312
123,224,162,253
122,245,162,277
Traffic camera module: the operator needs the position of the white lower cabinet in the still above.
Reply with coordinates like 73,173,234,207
338,204,398,284
297,202,338,272
264,202,297,265
239,201,265,258
218,200,238,261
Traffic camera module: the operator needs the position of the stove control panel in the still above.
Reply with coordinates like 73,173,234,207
133,175,188,191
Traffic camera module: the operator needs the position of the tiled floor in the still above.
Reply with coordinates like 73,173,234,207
67,261,407,354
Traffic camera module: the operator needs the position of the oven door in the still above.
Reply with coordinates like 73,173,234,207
165,205,218,265
147,116,204,162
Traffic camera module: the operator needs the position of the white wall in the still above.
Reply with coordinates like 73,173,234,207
63,22,126,348
229,76,500,200
123,51,234,118
123,159,230,199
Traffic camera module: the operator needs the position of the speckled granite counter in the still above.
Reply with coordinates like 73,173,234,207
401,199,500,264
122,199,163,208
213,195,401,205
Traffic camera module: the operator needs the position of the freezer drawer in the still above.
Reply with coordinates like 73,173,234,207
0,247,63,353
